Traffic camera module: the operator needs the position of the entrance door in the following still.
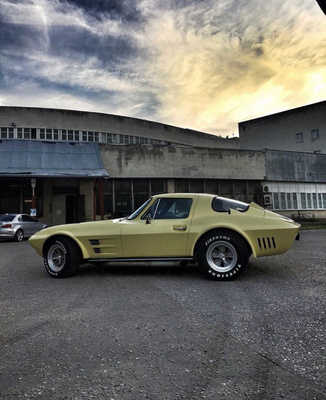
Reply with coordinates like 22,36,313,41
66,195,77,224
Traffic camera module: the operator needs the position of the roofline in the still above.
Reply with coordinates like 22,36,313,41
0,105,227,141
238,100,326,125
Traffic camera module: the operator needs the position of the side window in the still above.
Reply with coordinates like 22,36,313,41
22,215,35,222
143,198,192,220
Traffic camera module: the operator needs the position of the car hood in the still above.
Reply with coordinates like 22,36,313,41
32,218,121,238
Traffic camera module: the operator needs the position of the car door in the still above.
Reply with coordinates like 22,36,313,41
21,215,32,236
29,217,43,235
120,197,195,258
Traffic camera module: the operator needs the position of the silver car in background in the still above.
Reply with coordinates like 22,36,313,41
0,214,47,242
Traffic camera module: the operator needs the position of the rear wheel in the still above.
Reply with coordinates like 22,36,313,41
197,230,250,280
43,237,81,278
15,229,24,242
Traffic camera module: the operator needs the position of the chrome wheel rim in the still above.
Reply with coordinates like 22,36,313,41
17,230,24,241
47,243,66,272
206,241,237,273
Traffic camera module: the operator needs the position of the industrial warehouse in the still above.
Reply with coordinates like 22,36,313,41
0,101,325,225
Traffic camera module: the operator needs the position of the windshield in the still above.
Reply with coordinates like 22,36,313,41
127,198,152,220
0,214,16,222
212,197,249,213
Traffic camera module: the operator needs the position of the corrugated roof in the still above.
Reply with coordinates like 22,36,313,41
0,140,109,177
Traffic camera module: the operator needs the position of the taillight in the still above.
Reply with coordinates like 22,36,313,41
2,224,12,228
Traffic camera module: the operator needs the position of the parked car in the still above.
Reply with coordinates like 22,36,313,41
29,193,300,280
0,214,47,242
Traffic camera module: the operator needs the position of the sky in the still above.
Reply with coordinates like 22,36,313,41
0,0,325,136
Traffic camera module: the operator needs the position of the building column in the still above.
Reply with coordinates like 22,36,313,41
167,179,175,193
98,178,104,220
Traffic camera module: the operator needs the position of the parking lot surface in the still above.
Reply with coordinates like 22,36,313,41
0,230,326,400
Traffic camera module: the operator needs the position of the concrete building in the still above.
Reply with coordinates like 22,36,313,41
1,104,326,225
239,101,326,153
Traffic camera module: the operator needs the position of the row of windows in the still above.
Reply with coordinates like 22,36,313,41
272,192,326,210
0,127,170,146
295,129,320,143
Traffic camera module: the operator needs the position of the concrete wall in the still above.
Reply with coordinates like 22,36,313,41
100,144,265,180
265,150,326,182
0,106,239,149
239,101,326,153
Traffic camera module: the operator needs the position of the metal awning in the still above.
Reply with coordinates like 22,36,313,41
0,140,109,177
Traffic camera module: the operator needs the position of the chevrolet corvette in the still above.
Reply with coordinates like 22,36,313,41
29,193,300,280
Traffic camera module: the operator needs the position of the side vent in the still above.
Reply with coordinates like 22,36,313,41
257,236,276,250
89,239,100,245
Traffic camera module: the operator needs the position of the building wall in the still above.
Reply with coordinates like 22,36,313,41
100,144,265,180
239,101,326,153
265,150,326,182
0,106,239,149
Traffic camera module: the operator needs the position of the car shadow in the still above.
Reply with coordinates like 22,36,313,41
78,261,202,279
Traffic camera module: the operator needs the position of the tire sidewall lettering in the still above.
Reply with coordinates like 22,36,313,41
205,235,231,247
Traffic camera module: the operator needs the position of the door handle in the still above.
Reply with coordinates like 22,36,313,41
173,225,187,231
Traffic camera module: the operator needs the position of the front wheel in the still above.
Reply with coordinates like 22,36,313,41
43,237,81,278
197,231,250,280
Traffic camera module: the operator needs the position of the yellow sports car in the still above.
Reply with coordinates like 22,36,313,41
29,193,300,280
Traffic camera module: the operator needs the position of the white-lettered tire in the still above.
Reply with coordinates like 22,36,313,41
15,229,24,242
43,237,81,278
197,230,250,281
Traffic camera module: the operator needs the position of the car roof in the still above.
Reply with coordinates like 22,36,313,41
152,193,215,199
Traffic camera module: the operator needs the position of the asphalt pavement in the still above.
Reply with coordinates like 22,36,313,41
0,230,325,400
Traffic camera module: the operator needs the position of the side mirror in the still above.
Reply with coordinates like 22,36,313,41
227,209,231,215
146,214,152,224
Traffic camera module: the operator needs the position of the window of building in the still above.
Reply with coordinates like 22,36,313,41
31,128,37,139
296,132,303,143
74,131,79,141
82,131,87,141
151,179,166,195
323,194,326,209
54,129,59,141
206,180,218,194
318,193,322,209
175,180,188,193
287,193,292,209
273,193,279,209
1,127,7,139
24,128,30,139
311,129,319,142
62,129,67,140
307,193,312,208
300,193,306,209
115,180,132,216
39,128,45,140
312,193,318,209
94,132,99,142
8,127,14,138
189,180,204,193
293,193,298,209
46,128,53,140
88,131,94,142
134,179,150,209
280,192,286,209
68,130,73,141
112,134,117,144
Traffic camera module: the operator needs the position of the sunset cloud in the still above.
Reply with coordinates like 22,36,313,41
0,0,325,135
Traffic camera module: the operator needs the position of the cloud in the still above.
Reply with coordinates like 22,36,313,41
0,0,326,136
